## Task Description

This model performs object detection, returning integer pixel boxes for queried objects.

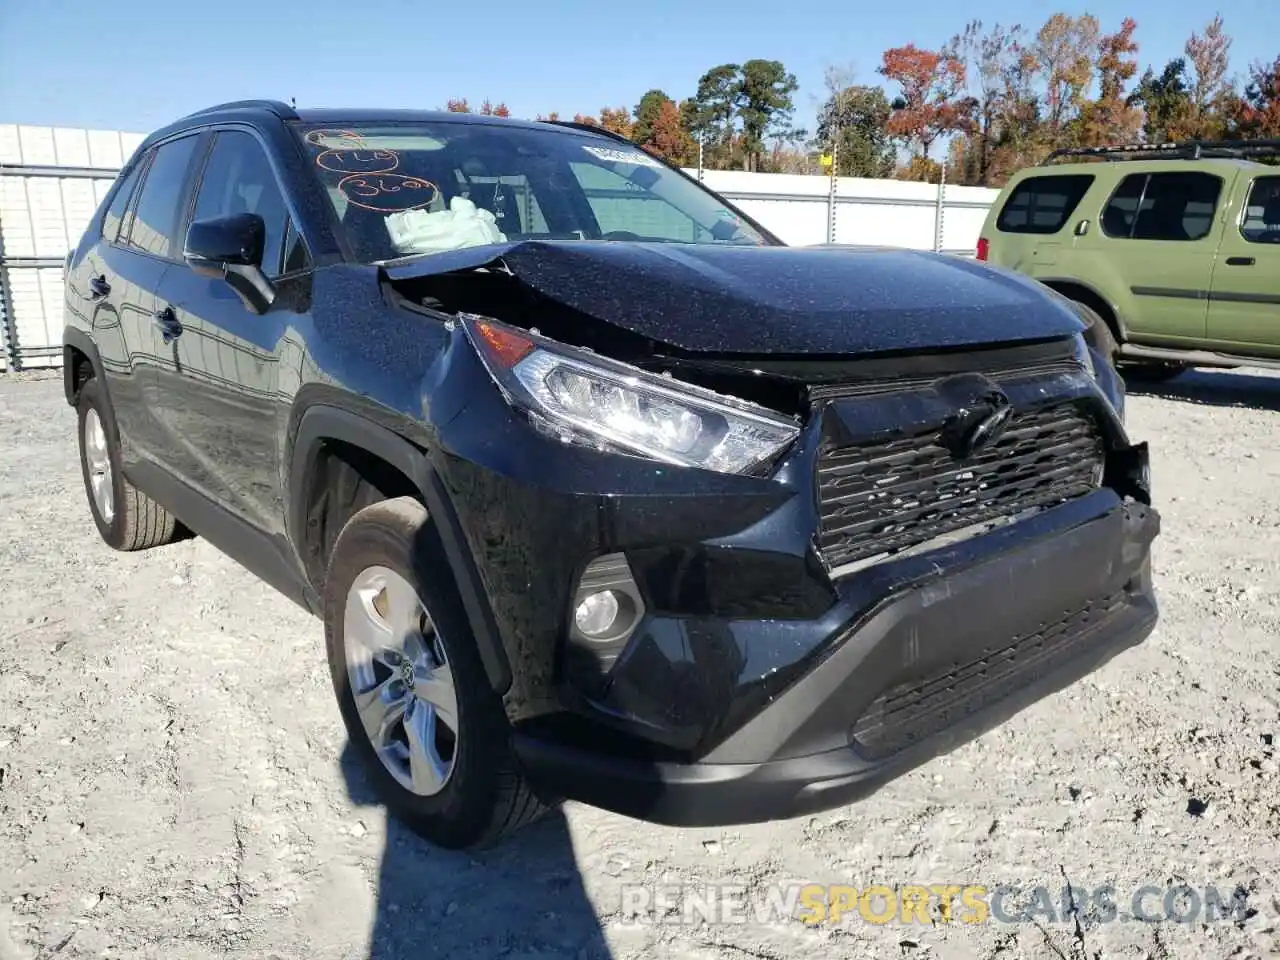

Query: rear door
[1097,170,1225,345]
[78,134,204,463]
[70,158,148,445]
[1206,173,1280,356]
[153,128,312,534]
[116,133,207,466]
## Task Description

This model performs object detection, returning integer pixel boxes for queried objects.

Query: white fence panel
[1,124,1002,371]
[0,124,136,370]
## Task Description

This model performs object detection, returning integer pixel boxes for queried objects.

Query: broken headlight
[462,315,800,475]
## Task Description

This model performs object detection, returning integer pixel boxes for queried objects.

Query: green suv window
[1241,177,1280,244]
[996,175,1094,234]
[1101,171,1222,241]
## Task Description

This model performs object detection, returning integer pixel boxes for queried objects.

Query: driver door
[151,128,312,535]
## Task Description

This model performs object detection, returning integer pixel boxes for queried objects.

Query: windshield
[295,121,772,263]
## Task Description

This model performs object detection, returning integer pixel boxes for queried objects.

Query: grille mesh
[851,590,1127,759]
[817,402,1105,569]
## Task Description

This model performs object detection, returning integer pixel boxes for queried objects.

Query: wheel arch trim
[1037,276,1129,340]
[288,403,513,695]
[62,327,108,406]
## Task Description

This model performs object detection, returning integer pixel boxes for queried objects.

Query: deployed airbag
[386,197,507,255]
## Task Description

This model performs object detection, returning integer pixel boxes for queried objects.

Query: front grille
[851,591,1127,760]
[817,402,1105,570]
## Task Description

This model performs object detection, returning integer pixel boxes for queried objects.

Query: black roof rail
[541,119,633,144]
[181,99,298,121]
[1044,138,1280,164]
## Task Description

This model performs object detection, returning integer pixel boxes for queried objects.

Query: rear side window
[101,163,143,243]
[1241,177,1280,244]
[191,130,294,277]
[996,175,1094,235]
[1102,172,1222,241]
[127,136,202,258]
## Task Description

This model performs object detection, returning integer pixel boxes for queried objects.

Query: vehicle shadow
[1122,368,1280,412]
[339,741,614,960]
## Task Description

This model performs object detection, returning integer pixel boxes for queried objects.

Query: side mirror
[183,213,276,314]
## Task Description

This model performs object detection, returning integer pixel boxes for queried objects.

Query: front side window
[295,122,771,262]
[569,162,713,242]
[1102,171,1222,241]
[995,175,1094,235]
[192,131,294,276]
[1101,174,1146,237]
[127,135,202,258]
[1241,177,1280,244]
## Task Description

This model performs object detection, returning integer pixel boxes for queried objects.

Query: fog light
[566,553,647,694]
[574,590,621,639]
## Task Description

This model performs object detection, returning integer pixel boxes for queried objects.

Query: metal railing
[1,161,122,371]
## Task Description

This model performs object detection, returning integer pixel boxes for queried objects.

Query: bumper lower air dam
[514,499,1160,826]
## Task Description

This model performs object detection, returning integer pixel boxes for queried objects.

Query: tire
[76,378,180,551]
[323,496,547,850]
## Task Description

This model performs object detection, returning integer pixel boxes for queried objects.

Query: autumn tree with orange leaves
[445,98,510,116]
[1078,17,1142,146]
[878,44,969,159]
[1035,13,1101,141]
[1185,15,1233,136]
[642,99,697,165]
[450,12,1274,183]
[1235,58,1280,138]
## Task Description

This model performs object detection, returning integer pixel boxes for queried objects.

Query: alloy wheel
[343,565,459,796]
[83,408,115,524]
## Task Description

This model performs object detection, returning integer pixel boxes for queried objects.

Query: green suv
[978,140,1280,380]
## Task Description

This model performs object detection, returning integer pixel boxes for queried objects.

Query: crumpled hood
[382,241,1084,356]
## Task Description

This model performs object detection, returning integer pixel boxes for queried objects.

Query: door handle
[152,307,184,344]
[88,275,111,299]
[1225,256,1256,266]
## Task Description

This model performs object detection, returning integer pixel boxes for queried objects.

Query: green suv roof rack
[1043,138,1280,164]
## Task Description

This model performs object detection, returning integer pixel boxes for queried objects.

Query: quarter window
[101,162,143,243]
[1102,172,1222,241]
[995,175,1094,235]
[1241,177,1280,244]
[281,219,311,274]
[127,136,202,258]
[191,131,294,277]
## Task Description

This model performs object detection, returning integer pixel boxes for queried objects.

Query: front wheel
[323,496,547,850]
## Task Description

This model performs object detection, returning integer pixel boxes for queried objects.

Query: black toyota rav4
[63,100,1158,849]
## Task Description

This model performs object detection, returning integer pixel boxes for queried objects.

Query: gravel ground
[1,370,1278,960]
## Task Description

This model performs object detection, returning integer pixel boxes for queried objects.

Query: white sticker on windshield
[582,145,663,168]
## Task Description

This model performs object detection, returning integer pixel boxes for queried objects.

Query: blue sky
[1,0,1275,136]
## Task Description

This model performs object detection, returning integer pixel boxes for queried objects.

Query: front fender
[286,401,513,694]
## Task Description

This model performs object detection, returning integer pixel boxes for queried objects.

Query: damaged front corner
[1105,440,1152,505]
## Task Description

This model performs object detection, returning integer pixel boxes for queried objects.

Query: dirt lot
[1,371,1278,960]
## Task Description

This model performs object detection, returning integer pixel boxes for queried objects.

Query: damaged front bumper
[515,495,1158,826]
[428,326,1160,826]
